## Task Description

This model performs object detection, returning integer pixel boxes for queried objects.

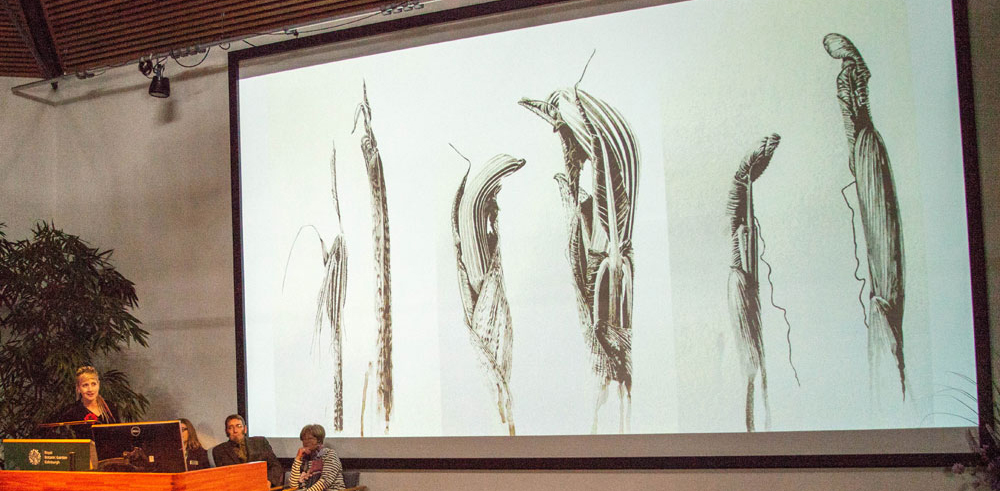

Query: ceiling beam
[2,0,60,79]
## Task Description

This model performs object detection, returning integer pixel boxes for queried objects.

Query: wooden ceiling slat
[0,59,38,67]
[50,0,374,67]
[0,70,43,77]
[1,0,49,78]
[45,0,349,31]
[59,6,364,70]
[0,54,35,61]
[0,41,35,48]
[0,54,36,62]
[50,0,310,48]
[50,0,373,47]
[56,1,377,69]
[42,0,144,21]
[42,0,238,21]
[3,0,28,22]
[46,0,262,32]
[0,64,41,74]
[0,0,402,77]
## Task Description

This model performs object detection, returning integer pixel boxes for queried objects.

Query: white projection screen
[230,0,991,467]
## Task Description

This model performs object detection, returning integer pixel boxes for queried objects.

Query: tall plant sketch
[824,33,906,399]
[450,148,526,436]
[520,56,640,433]
[354,83,394,434]
[282,143,349,432]
[727,134,781,432]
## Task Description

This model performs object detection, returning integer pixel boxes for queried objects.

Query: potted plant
[0,221,149,440]
[948,372,999,489]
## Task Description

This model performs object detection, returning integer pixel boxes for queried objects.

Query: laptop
[90,420,186,473]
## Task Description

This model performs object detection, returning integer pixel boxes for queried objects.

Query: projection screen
[230,0,990,466]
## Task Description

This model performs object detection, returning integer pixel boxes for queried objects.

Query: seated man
[212,414,283,487]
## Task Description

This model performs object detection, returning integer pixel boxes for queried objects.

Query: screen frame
[227,0,993,470]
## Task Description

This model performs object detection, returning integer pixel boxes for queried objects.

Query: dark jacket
[211,436,283,487]
[185,446,210,471]
[59,400,119,424]
[48,400,119,439]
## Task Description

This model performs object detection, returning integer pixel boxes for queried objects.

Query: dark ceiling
[0,0,389,79]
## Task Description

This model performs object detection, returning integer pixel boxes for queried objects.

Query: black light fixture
[148,62,170,98]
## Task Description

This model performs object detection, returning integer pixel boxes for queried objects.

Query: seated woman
[179,418,210,470]
[287,424,345,491]
[60,366,119,423]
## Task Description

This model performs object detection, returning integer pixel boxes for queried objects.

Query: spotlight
[148,62,170,98]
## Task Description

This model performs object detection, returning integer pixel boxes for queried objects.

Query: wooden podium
[0,461,268,491]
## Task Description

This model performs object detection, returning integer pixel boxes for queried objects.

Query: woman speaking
[59,365,119,423]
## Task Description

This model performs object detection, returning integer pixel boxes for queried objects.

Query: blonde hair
[75,365,116,423]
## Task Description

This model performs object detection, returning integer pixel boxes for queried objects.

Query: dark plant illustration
[726,134,780,432]
[353,82,393,434]
[824,33,906,399]
[450,147,525,436]
[520,55,640,433]
[282,142,349,432]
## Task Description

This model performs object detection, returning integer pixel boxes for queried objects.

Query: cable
[296,10,382,34]
[172,47,211,68]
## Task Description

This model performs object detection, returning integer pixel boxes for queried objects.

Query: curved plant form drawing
[519,56,639,433]
[282,142,349,432]
[727,134,780,432]
[450,148,526,436]
[353,82,393,434]
[824,33,906,399]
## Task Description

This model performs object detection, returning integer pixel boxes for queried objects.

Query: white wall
[1,0,997,488]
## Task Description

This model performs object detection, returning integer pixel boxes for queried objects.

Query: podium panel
[0,461,268,491]
[2,439,96,471]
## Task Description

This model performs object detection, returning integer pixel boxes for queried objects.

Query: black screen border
[228,0,993,470]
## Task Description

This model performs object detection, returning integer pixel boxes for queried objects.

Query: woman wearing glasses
[287,424,345,491]
[179,418,210,470]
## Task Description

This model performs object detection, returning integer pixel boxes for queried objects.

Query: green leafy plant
[0,221,150,439]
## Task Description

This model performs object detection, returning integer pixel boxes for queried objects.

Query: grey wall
[1,64,237,449]
[969,0,1000,394]
[1,0,996,488]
